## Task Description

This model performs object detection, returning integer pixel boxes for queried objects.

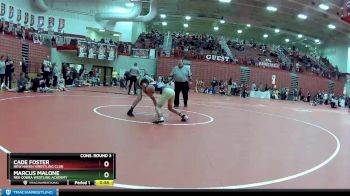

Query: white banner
[258,62,280,69]
[206,55,230,62]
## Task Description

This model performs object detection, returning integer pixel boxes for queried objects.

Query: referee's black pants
[128,76,137,95]
[174,81,189,107]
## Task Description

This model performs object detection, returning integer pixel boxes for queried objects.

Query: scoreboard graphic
[7,153,116,187]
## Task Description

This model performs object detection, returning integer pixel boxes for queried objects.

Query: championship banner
[9,6,14,19]
[37,16,44,29]
[30,15,34,26]
[98,44,107,60]
[107,45,116,61]
[58,18,65,32]
[16,9,21,22]
[24,12,29,24]
[48,17,54,28]
[0,3,5,17]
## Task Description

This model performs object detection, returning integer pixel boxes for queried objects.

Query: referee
[170,59,192,108]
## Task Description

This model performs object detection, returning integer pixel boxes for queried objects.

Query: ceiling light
[319,4,329,10]
[266,6,278,12]
[275,29,280,33]
[247,24,251,27]
[185,16,191,20]
[162,22,167,26]
[220,19,225,24]
[315,39,320,43]
[285,39,290,43]
[298,34,303,38]
[219,0,231,3]
[160,14,166,19]
[328,24,336,29]
[184,24,189,28]
[263,34,269,38]
[99,29,105,32]
[113,34,120,37]
[125,2,134,7]
[237,30,243,34]
[297,14,308,19]
[214,26,219,31]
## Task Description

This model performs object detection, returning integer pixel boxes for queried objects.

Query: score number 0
[104,161,110,178]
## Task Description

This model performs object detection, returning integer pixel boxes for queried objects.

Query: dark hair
[140,78,150,87]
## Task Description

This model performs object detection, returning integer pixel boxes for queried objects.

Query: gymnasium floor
[0,87,349,189]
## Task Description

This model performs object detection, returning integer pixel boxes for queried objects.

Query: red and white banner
[0,3,5,16]
[9,6,14,19]
[30,15,34,26]
[17,9,21,22]
[24,12,29,24]
[48,17,54,28]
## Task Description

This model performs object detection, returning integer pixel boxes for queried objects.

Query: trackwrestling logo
[1,189,57,196]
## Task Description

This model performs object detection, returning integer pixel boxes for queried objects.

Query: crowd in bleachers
[134,31,227,60]
[133,31,342,80]
[171,33,226,59]
[193,76,350,110]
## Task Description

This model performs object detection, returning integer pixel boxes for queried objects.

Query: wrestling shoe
[127,108,134,117]
[180,114,189,122]
[153,117,165,124]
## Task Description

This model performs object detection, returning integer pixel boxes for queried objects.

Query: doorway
[92,66,113,86]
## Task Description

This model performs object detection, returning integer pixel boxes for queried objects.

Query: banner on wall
[24,12,29,25]
[58,18,65,33]
[17,9,21,22]
[107,45,116,61]
[257,62,280,69]
[9,6,14,19]
[48,17,54,28]
[88,42,97,59]
[132,49,150,59]
[30,15,34,26]
[37,16,44,30]
[98,44,107,60]
[0,3,5,17]
[77,41,88,58]
[272,75,276,85]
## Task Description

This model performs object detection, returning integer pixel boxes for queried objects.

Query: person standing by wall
[0,56,5,90]
[21,57,29,80]
[170,59,192,108]
[128,63,140,95]
[42,56,52,87]
[5,56,15,89]
[52,63,59,88]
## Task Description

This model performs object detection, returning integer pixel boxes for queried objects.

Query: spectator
[42,56,52,87]
[210,77,218,94]
[5,56,15,89]
[227,78,233,96]
[21,57,29,79]
[52,63,59,87]
[0,56,5,89]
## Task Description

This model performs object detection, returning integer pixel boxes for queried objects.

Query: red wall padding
[0,35,51,79]
[157,58,344,96]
